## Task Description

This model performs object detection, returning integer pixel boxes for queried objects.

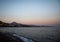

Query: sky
[0,0,60,25]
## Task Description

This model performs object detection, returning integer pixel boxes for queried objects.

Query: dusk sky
[0,0,60,25]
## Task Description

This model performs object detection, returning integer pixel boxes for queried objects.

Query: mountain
[0,21,9,27]
[9,22,22,27]
[0,21,40,27]
[0,21,53,27]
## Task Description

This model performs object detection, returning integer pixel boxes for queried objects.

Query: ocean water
[0,27,60,42]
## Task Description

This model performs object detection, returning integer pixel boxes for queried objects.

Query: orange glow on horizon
[1,17,60,25]
[16,19,60,25]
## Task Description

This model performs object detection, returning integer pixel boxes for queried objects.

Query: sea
[0,27,60,42]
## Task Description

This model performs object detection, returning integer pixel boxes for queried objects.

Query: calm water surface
[0,27,60,42]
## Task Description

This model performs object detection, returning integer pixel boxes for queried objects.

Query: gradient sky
[0,0,60,25]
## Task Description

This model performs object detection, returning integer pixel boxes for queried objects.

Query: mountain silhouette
[0,21,40,27]
[0,21,53,27]
[0,21,9,27]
